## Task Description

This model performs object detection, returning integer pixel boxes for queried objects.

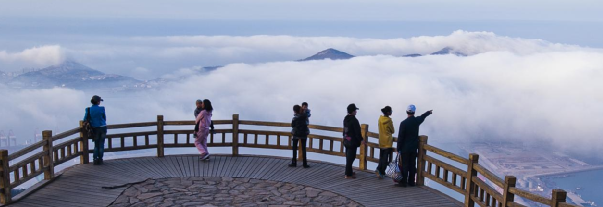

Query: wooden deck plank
[167,155,184,177]
[210,156,222,177]
[149,156,176,177]
[160,156,181,177]
[11,155,462,207]
[238,156,258,178]
[226,156,245,177]
[254,157,279,179]
[230,156,248,178]
[185,155,195,177]
[222,155,234,177]
[139,157,166,178]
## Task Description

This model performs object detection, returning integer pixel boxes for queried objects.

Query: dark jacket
[343,115,363,147]
[291,113,309,138]
[397,111,431,153]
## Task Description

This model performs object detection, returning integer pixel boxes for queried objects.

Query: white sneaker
[201,153,210,160]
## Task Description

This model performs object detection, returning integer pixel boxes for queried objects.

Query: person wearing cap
[194,99,214,138]
[376,106,395,178]
[396,104,432,187]
[290,105,310,168]
[343,103,365,179]
[83,95,107,165]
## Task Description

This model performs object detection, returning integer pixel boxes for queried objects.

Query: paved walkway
[9,155,461,207]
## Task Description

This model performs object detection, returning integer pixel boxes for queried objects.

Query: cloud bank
[0,45,66,70]
[2,31,598,80]
[1,32,602,158]
[3,49,602,157]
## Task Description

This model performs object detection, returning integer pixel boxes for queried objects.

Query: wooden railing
[0,114,581,207]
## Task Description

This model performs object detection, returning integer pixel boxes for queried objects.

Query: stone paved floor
[109,177,363,207]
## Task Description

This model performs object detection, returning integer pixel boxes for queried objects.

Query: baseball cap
[406,104,416,113]
[347,103,359,113]
[91,95,103,102]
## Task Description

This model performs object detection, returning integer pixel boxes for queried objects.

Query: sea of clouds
[1,31,602,157]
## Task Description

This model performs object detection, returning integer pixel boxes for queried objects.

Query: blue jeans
[92,127,107,161]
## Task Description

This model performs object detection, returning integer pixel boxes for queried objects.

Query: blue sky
[1,0,602,47]
[1,0,601,21]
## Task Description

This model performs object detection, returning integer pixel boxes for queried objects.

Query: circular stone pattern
[110,177,363,207]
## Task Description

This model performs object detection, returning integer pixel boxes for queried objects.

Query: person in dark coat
[290,105,310,168]
[396,104,432,187]
[343,103,365,179]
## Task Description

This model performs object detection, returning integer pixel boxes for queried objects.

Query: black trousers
[292,138,307,165]
[400,151,418,185]
[345,146,358,176]
[376,148,393,175]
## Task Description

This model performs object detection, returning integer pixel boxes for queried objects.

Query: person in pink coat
[195,99,213,160]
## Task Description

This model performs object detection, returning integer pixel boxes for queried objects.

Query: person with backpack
[83,95,107,165]
[194,99,214,138]
[290,105,310,168]
[376,106,395,179]
[343,103,365,179]
[195,99,213,160]
[396,104,432,187]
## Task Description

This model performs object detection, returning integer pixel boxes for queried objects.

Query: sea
[542,169,603,206]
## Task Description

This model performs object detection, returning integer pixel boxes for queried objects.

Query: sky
[1,0,601,21]
[1,1,603,159]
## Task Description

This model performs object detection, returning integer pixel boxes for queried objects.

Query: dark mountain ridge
[299,48,355,61]
[8,61,143,90]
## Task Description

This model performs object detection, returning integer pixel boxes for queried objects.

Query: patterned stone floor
[109,177,362,207]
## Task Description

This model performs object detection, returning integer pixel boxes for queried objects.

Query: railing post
[465,153,479,207]
[79,121,90,164]
[0,150,11,204]
[416,135,428,186]
[42,130,54,180]
[502,176,517,207]
[551,189,567,207]
[232,114,239,156]
[359,124,368,170]
[157,115,164,157]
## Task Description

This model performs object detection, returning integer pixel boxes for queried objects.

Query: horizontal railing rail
[0,114,579,207]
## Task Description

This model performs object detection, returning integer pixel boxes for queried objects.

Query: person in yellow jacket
[376,106,395,178]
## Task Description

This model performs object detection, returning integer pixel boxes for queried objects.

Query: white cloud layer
[2,48,602,157]
[1,32,602,158]
[2,31,598,80]
[0,45,66,69]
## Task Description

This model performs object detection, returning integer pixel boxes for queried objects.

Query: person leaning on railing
[83,95,107,165]
[396,104,432,187]
[343,103,366,179]
[290,104,310,168]
[376,106,395,179]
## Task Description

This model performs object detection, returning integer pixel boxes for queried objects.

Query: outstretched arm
[417,110,433,124]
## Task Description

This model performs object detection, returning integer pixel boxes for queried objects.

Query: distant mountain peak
[299,48,355,61]
[9,61,143,90]
[430,47,467,56]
